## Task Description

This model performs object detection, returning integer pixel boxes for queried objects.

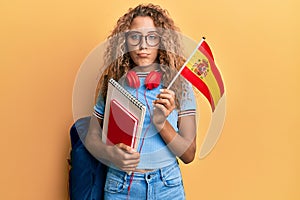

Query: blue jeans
[104,161,186,200]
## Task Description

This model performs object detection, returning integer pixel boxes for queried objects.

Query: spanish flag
[180,38,224,112]
[168,38,226,159]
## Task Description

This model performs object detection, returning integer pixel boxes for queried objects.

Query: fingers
[120,164,139,172]
[118,158,140,169]
[156,89,175,100]
[113,143,140,171]
[116,143,136,154]
[153,89,176,113]
[115,143,140,159]
[119,156,140,166]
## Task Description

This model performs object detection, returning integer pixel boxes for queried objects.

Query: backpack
[68,116,107,200]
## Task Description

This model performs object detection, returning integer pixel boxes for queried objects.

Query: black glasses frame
[126,31,161,47]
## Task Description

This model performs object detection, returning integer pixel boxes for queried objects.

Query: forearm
[84,115,112,162]
[157,120,196,164]
[84,115,140,171]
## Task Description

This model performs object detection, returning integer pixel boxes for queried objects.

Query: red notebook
[105,99,138,148]
[102,78,146,150]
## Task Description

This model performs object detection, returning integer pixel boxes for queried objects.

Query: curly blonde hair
[95,4,187,109]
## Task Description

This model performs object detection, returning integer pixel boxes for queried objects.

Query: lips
[137,52,150,57]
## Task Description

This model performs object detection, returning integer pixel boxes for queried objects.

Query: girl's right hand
[108,143,140,171]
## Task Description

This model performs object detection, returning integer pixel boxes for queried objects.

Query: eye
[147,34,159,41]
[129,33,141,41]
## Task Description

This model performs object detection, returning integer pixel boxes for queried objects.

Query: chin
[135,61,153,67]
[139,63,152,67]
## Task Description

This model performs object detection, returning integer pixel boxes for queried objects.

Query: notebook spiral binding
[109,78,145,110]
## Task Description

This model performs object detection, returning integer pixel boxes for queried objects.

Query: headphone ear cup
[126,71,140,88]
[144,71,162,90]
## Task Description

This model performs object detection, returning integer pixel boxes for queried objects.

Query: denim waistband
[107,160,179,181]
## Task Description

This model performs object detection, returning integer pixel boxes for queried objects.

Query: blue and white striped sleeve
[93,93,105,119]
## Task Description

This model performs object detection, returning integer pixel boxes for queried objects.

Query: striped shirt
[94,72,197,169]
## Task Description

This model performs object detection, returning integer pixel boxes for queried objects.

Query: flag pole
[167,37,206,90]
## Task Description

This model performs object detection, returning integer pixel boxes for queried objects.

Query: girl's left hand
[152,89,176,130]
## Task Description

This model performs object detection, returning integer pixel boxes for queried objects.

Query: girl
[85,4,197,200]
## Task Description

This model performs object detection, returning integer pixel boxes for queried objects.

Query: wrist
[154,120,167,133]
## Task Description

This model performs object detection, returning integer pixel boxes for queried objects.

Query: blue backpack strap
[69,116,107,200]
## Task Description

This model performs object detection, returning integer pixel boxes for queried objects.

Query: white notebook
[102,78,146,150]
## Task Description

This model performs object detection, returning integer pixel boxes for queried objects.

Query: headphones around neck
[126,71,162,90]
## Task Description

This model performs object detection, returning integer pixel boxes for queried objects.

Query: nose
[139,36,147,49]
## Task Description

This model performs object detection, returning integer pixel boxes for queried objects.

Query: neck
[133,63,159,72]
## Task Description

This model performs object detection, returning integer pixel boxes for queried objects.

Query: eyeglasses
[126,31,161,47]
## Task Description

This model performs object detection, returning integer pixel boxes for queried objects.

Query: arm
[153,89,197,164]
[84,115,140,171]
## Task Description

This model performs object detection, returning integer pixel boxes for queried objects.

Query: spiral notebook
[102,78,146,150]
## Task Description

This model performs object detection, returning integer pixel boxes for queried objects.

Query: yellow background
[1,0,299,199]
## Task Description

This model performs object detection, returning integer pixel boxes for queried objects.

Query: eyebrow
[127,30,159,35]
